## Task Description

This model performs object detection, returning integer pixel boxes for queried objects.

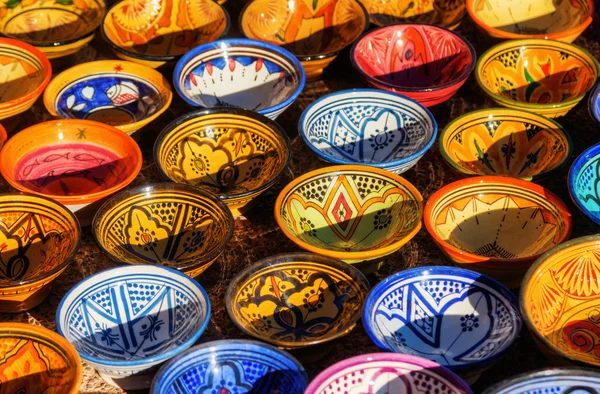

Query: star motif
[114,64,123,73]
[77,128,87,139]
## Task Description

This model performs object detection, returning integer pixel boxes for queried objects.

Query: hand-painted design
[361,0,466,28]
[571,153,600,220]
[0,54,45,102]
[483,370,600,394]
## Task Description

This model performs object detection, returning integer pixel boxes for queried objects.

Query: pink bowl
[351,24,476,107]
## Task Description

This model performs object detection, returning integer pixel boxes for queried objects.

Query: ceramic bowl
[351,24,475,107]
[467,0,593,43]
[0,119,142,225]
[305,353,473,394]
[93,183,234,278]
[439,108,572,181]
[0,0,105,59]
[363,266,521,383]
[274,165,423,272]
[476,39,600,118]
[590,82,600,127]
[151,339,309,393]
[482,368,600,394]
[568,142,600,226]
[521,235,600,368]
[0,38,51,121]
[361,0,466,28]
[154,108,291,216]
[0,124,6,150]
[240,0,368,80]
[424,176,572,288]
[299,89,438,174]
[174,38,305,120]
[56,264,211,390]
[101,0,229,68]
[44,60,172,135]
[226,252,370,349]
[0,323,82,393]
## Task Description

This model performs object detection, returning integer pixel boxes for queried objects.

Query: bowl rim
[481,367,600,394]
[55,264,212,367]
[568,141,600,225]
[349,23,477,92]
[0,37,51,111]
[173,38,306,115]
[475,38,600,111]
[298,88,438,169]
[304,352,474,394]
[274,164,424,261]
[362,265,521,370]
[438,107,574,180]
[589,82,600,127]
[423,175,573,264]
[153,107,292,201]
[466,0,594,41]
[225,252,371,349]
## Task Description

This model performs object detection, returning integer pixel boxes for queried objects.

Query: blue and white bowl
[568,142,600,225]
[482,368,600,394]
[174,38,306,120]
[363,266,522,383]
[299,89,437,174]
[150,339,309,394]
[56,265,210,390]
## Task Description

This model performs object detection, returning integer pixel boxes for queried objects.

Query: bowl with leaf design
[92,183,234,278]
[569,142,600,226]
[154,108,291,216]
[475,39,600,118]
[56,264,210,390]
[482,368,600,394]
[439,108,572,181]
[361,0,466,28]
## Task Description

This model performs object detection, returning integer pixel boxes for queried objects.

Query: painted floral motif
[361,0,465,27]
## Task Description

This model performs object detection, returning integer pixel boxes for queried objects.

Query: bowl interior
[486,370,600,394]
[240,0,367,56]
[353,24,473,89]
[362,0,466,27]
[0,41,48,103]
[570,147,600,223]
[591,84,600,124]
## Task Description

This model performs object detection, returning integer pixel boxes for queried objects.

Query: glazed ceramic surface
[44,60,172,134]
[351,24,475,107]
[304,353,473,394]
[275,165,423,264]
[361,0,466,28]
[439,108,572,180]
[590,83,600,127]
[476,39,600,118]
[0,323,82,394]
[154,108,291,216]
[569,142,600,226]
[299,89,437,174]
[174,39,305,120]
[482,368,600,394]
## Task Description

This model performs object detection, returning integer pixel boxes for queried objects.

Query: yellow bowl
[361,0,466,28]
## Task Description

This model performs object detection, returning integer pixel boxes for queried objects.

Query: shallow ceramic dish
[151,340,308,393]
[439,108,572,181]
[351,24,475,107]
[424,176,572,288]
[590,82,600,127]
[93,183,234,278]
[154,108,291,216]
[305,353,473,394]
[299,89,437,174]
[0,38,51,121]
[363,266,521,383]
[0,0,105,59]
[174,38,305,120]
[362,0,466,28]
[0,124,6,150]
[44,60,172,135]
[467,0,593,43]
[240,0,368,80]
[56,264,210,390]
[569,142,600,226]
[0,323,82,394]
[102,0,229,68]
[482,368,600,394]
[476,39,600,118]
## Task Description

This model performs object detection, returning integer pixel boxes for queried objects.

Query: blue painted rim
[589,82,600,127]
[568,141,600,225]
[362,265,521,371]
[298,88,438,169]
[173,38,306,116]
[55,264,211,367]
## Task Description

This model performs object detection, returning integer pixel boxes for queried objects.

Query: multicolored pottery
[361,0,466,28]
[590,82,600,127]
[56,264,210,390]
[476,39,600,118]
[482,368,600,394]
[424,176,572,288]
[92,183,234,278]
[154,108,291,216]
[0,323,82,394]
[239,0,368,80]
[101,0,230,68]
[304,353,473,394]
[569,142,600,226]
[44,60,172,135]
[299,89,438,174]
[351,24,475,107]
[174,38,305,120]
[467,0,593,43]
[150,340,309,394]
[439,108,572,181]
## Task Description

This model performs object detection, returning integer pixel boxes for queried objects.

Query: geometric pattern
[490,370,600,394]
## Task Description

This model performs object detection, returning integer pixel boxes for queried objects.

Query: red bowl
[351,24,476,107]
